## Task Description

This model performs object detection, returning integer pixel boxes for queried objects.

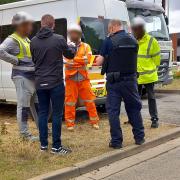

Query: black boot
[151,118,159,128]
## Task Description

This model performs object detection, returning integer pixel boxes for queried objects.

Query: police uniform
[100,30,145,147]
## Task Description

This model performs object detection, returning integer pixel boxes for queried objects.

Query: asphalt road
[141,93,180,125]
[105,146,180,180]
[118,93,180,125]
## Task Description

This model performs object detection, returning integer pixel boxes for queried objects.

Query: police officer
[131,17,161,128]
[96,19,145,149]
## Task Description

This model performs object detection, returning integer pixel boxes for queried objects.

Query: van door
[1,23,16,102]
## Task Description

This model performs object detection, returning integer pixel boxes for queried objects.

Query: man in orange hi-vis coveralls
[65,24,99,131]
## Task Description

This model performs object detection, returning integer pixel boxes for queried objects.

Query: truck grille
[158,59,169,81]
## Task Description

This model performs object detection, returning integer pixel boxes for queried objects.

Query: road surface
[76,138,180,180]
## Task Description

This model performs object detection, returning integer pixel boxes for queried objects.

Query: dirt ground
[0,104,177,180]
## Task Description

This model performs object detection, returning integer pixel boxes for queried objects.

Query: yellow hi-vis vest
[137,33,161,85]
[9,33,32,60]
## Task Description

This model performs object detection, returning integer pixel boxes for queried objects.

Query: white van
[0,0,130,107]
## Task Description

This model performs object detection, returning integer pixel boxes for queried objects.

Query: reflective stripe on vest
[10,33,31,60]
[139,69,157,75]
[65,102,76,106]
[138,37,160,59]
[65,66,87,71]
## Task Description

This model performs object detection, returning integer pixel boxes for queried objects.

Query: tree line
[0,0,22,5]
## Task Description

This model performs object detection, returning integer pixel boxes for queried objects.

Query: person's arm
[95,38,109,66]
[61,38,76,59]
[30,41,35,64]
[85,44,93,64]
[0,38,19,65]
[151,38,161,67]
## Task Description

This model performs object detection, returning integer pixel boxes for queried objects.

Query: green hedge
[0,0,22,5]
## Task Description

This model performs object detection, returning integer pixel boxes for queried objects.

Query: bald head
[108,19,123,35]
[41,14,55,29]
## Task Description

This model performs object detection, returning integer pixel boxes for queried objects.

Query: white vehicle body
[0,0,129,104]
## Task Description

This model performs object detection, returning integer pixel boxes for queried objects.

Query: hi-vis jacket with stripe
[137,33,161,85]
[10,33,35,79]
[65,42,92,79]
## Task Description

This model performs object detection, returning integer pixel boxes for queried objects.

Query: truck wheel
[97,104,106,113]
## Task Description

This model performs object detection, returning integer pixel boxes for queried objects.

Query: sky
[169,0,180,33]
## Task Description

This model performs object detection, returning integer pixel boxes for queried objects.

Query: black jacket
[30,27,76,89]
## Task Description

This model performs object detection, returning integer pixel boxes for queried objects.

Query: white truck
[126,0,173,85]
[0,0,130,106]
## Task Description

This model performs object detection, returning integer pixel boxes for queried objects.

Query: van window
[0,24,15,42]
[0,18,67,42]
[30,18,67,39]
[80,17,108,55]
[80,17,128,54]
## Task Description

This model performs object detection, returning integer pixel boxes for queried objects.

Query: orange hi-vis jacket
[65,42,92,79]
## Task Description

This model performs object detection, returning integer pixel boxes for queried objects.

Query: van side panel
[104,0,129,21]
[1,0,77,103]
[77,0,105,18]
[0,11,6,100]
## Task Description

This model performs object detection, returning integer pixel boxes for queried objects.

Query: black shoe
[151,120,159,128]
[40,146,48,152]
[109,142,123,149]
[135,139,145,145]
[51,146,72,155]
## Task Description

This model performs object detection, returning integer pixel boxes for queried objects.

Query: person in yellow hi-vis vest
[0,12,39,140]
[132,17,161,128]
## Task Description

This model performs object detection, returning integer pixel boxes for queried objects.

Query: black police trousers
[106,76,145,146]
[138,83,158,121]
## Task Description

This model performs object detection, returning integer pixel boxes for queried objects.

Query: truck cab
[126,0,173,85]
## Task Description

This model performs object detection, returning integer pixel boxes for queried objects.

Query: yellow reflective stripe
[83,100,94,103]
[139,69,157,75]
[66,119,75,123]
[65,102,76,106]
[90,117,98,121]
[65,66,87,71]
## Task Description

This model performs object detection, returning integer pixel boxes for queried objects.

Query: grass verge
[0,105,177,180]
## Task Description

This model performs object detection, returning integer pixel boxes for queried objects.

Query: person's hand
[68,41,76,48]
[95,55,104,66]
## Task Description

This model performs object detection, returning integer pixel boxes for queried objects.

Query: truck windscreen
[128,9,169,41]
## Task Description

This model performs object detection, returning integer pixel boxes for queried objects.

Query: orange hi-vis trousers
[65,79,99,127]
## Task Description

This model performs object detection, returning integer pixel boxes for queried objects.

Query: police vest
[107,31,138,74]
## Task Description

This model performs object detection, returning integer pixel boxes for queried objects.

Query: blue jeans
[106,78,145,146]
[37,83,65,149]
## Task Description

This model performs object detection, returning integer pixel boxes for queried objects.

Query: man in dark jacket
[30,14,76,154]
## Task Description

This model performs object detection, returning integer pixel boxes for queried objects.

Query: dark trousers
[106,79,145,146]
[37,83,65,149]
[138,83,158,121]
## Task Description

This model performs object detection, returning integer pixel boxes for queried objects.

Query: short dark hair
[109,19,122,27]
[41,14,55,28]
